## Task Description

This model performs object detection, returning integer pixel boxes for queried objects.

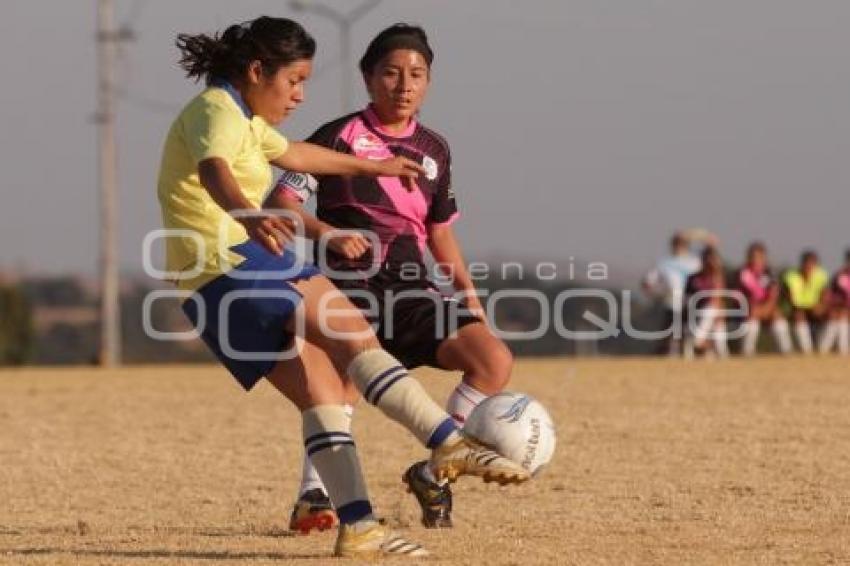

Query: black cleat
[289,488,338,534]
[402,460,453,528]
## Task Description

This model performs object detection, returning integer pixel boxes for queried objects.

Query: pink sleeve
[739,270,759,298]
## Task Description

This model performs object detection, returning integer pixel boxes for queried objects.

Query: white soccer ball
[463,392,556,477]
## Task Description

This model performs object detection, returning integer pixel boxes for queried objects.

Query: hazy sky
[1,0,847,284]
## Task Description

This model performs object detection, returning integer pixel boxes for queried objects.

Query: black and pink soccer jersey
[275,105,458,271]
[832,269,850,307]
[737,266,776,306]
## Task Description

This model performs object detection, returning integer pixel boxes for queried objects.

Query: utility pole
[289,0,381,114]
[95,0,132,367]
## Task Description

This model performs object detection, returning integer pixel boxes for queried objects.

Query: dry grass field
[1,357,849,565]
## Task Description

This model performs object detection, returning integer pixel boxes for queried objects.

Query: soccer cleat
[402,460,453,528]
[334,521,429,558]
[430,434,531,485]
[288,488,338,534]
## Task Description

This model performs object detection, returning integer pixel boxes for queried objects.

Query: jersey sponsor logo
[422,155,439,181]
[352,132,385,152]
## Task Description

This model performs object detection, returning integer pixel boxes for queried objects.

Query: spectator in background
[684,246,729,358]
[783,250,830,354]
[818,249,850,354]
[643,228,717,356]
[737,241,792,355]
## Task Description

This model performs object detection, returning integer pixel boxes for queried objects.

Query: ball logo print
[464,392,556,476]
[521,416,542,473]
[496,395,532,424]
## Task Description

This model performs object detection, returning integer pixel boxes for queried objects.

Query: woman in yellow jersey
[157,17,527,559]
[782,249,829,353]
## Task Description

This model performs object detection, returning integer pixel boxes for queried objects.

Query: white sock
[298,404,354,498]
[413,381,492,486]
[795,321,813,354]
[838,320,850,356]
[683,336,695,360]
[446,381,488,427]
[712,324,729,358]
[347,349,460,449]
[839,320,850,355]
[771,319,792,354]
[742,320,760,356]
[818,320,840,354]
[301,405,373,525]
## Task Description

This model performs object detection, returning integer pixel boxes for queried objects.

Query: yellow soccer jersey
[784,267,829,309]
[157,83,288,291]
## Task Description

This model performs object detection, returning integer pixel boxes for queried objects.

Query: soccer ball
[463,392,556,476]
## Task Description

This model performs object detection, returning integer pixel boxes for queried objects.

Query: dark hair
[845,248,850,262]
[801,249,819,264]
[359,23,433,75]
[702,246,720,263]
[670,232,687,251]
[176,17,315,84]
[747,240,766,257]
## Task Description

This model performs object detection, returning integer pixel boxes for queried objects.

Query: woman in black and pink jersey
[819,249,850,354]
[683,246,729,358]
[266,24,515,532]
[736,241,792,355]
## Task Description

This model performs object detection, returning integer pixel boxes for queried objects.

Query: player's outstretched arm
[272,141,425,179]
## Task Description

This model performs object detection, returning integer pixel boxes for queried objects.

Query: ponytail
[176,17,315,84]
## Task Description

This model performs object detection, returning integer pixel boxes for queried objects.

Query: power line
[289,0,382,114]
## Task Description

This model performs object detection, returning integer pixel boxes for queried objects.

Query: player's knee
[490,342,514,387]
[332,334,381,368]
[308,318,380,370]
[321,309,377,343]
[472,340,513,392]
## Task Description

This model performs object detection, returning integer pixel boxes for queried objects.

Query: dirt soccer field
[1,357,849,565]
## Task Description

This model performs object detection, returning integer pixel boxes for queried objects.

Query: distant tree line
[0,282,33,365]
[3,270,685,366]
